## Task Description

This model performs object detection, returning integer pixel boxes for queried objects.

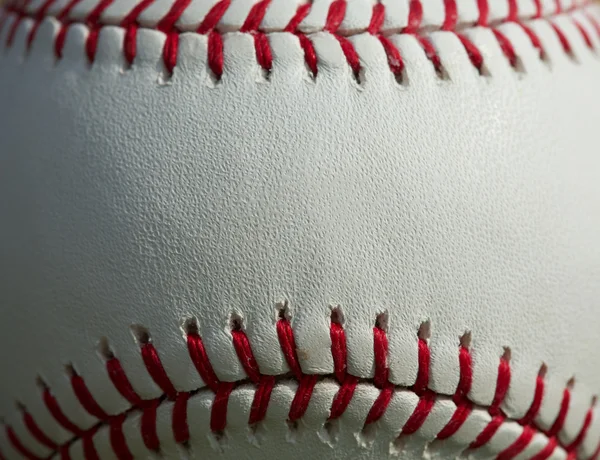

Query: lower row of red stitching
[1,0,599,80]
[3,310,599,460]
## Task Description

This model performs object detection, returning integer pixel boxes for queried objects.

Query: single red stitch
[519,22,546,60]
[364,383,394,425]
[23,411,57,450]
[119,0,156,66]
[284,3,310,33]
[156,0,191,32]
[565,403,594,452]
[529,437,558,460]
[210,382,235,433]
[507,0,519,23]
[477,0,489,27]
[401,390,436,435]
[109,414,133,460]
[70,373,110,420]
[497,425,536,460]
[248,375,276,425]
[404,0,423,34]
[328,376,358,420]
[378,35,405,77]
[412,338,430,395]
[162,32,179,74]
[297,33,318,76]
[254,32,273,72]
[288,375,319,422]
[276,318,303,380]
[83,0,114,62]
[373,325,389,389]
[140,399,160,452]
[519,373,545,426]
[489,355,511,416]
[454,345,473,405]
[442,0,458,31]
[574,19,594,49]
[59,445,71,459]
[207,30,224,79]
[6,10,23,47]
[140,343,178,400]
[493,28,519,68]
[42,389,84,436]
[456,33,485,71]
[546,387,571,438]
[324,0,346,34]
[82,428,100,460]
[196,0,230,34]
[586,12,600,38]
[106,358,144,407]
[367,3,385,36]
[436,400,473,439]
[53,0,85,59]
[416,36,443,73]
[240,0,271,33]
[231,329,262,384]
[550,22,573,56]
[187,331,220,394]
[330,321,347,382]
[534,0,543,19]
[470,414,505,449]
[6,426,42,460]
[173,392,190,444]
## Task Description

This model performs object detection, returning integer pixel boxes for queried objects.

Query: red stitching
[1,315,598,459]
[1,0,597,80]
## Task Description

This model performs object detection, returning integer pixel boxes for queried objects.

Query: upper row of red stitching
[1,306,598,460]
[0,0,599,79]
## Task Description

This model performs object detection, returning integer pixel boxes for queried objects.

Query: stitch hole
[418,320,431,341]
[358,422,377,447]
[230,313,244,331]
[183,317,199,336]
[330,306,344,325]
[64,363,77,377]
[375,311,389,332]
[319,419,339,445]
[35,375,49,391]
[460,330,472,349]
[276,300,291,322]
[130,324,152,345]
[539,362,548,379]
[97,336,115,360]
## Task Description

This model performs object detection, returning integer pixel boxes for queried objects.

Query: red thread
[530,437,558,460]
[288,375,319,422]
[141,399,160,451]
[297,33,318,76]
[240,0,270,33]
[330,322,347,382]
[457,34,485,72]
[378,35,405,77]
[70,373,110,420]
[550,22,573,56]
[210,382,235,433]
[276,318,303,380]
[284,3,310,33]
[519,22,546,60]
[412,338,430,395]
[248,375,276,425]
[404,0,423,34]
[507,0,519,23]
[364,383,394,425]
[173,392,190,444]
[109,414,133,460]
[565,403,594,452]
[470,414,505,449]
[328,376,358,420]
[436,400,473,439]
[490,355,511,416]
[324,0,346,34]
[187,331,220,393]
[574,20,594,49]
[23,410,57,450]
[401,390,436,435]
[82,431,100,460]
[493,29,519,68]
[196,0,230,34]
[416,36,443,73]
[232,329,261,384]
[519,373,545,426]
[207,30,224,79]
[7,426,42,460]
[106,357,144,407]
[546,387,570,438]
[141,343,178,400]
[373,325,389,388]
[454,345,473,404]
[254,33,273,72]
[497,425,536,460]
[43,388,84,436]
[477,0,489,27]
[367,3,385,35]
[442,0,458,31]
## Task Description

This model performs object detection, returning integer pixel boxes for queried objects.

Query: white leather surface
[1,2,600,459]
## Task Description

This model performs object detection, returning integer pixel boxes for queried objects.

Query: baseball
[1,0,599,459]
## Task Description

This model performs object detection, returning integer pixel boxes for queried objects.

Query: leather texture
[1,0,600,458]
